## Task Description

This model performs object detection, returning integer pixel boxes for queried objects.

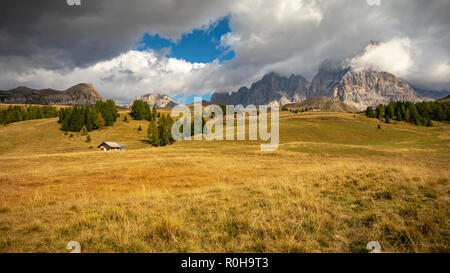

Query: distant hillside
[284,96,359,113]
[0,83,104,105]
[438,95,450,102]
[410,85,450,100]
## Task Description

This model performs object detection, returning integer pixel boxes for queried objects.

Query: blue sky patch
[173,94,212,105]
[136,16,234,64]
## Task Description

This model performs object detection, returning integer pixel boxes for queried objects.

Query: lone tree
[86,135,91,143]
[81,126,88,136]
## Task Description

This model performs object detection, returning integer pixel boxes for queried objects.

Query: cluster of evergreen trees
[130,100,158,121]
[58,100,118,132]
[289,108,307,114]
[281,106,309,113]
[147,113,175,147]
[365,101,449,127]
[130,99,175,147]
[0,105,58,125]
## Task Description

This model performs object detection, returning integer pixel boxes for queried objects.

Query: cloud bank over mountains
[0,0,449,102]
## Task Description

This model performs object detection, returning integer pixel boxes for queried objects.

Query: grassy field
[0,110,448,253]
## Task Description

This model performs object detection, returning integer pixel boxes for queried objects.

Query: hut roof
[97,142,121,148]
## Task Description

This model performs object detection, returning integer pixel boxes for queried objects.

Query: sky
[0,0,449,104]
[135,17,235,64]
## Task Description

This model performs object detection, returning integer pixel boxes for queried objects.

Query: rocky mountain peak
[136,93,178,109]
[211,58,430,111]
[211,72,309,107]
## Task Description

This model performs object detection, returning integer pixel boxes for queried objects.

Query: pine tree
[165,115,175,144]
[38,108,45,119]
[147,119,160,146]
[410,105,421,125]
[61,120,69,132]
[400,104,406,121]
[438,106,445,121]
[158,114,170,146]
[405,108,411,122]
[81,126,88,136]
[95,113,105,129]
[395,107,402,121]
[152,106,157,120]
[365,107,375,118]
[130,100,150,120]
[86,135,91,143]
[387,103,395,119]
[85,109,94,131]
[68,107,82,132]
[376,104,385,120]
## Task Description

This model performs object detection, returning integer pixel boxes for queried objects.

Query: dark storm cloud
[0,0,230,69]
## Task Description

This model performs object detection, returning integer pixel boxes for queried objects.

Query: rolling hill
[283,96,359,113]
[438,95,450,102]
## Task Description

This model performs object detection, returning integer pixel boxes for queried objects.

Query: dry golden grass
[0,111,448,253]
[0,104,69,110]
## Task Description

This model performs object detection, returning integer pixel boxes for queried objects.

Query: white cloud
[0,50,222,104]
[348,38,415,77]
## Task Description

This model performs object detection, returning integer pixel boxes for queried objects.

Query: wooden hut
[97,142,124,151]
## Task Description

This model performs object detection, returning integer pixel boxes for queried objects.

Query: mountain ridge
[212,64,432,111]
[0,83,104,105]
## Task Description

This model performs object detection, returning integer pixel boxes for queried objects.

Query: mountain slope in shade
[136,93,178,109]
[211,72,310,107]
[437,95,450,102]
[0,83,104,105]
[409,85,450,100]
[283,96,359,113]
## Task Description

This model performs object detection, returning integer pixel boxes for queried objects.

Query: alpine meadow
[0,0,449,259]
[0,110,448,253]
